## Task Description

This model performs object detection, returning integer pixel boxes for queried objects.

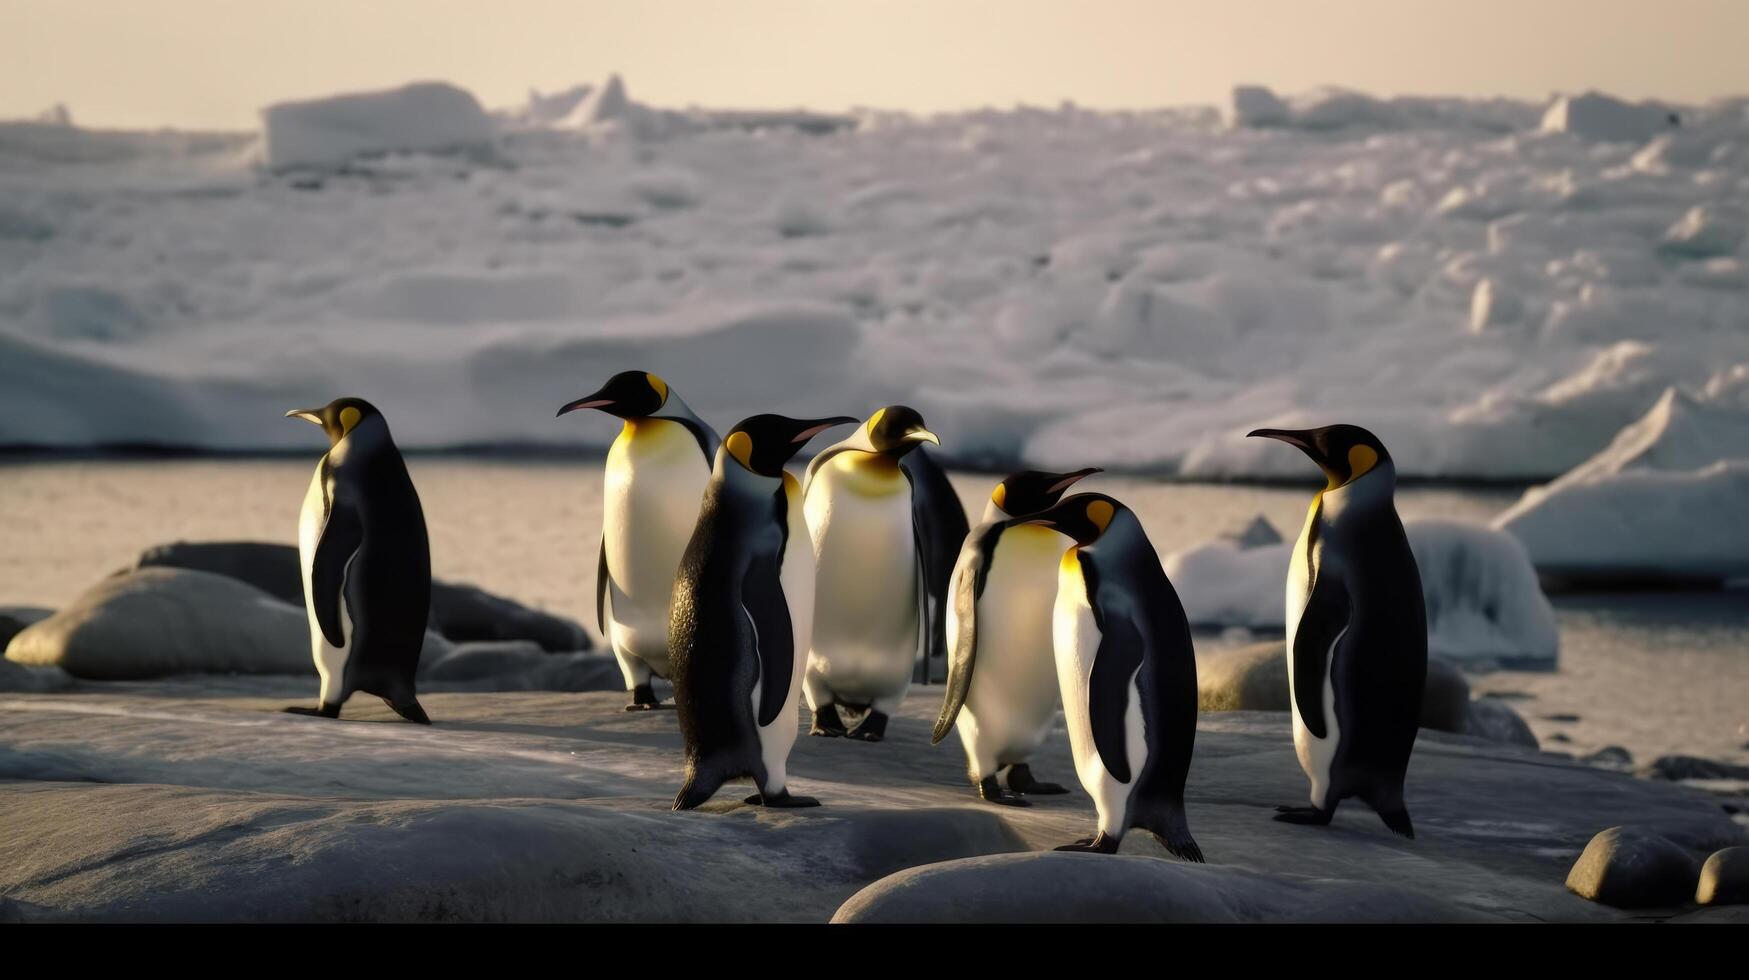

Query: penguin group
[280,376,1429,859]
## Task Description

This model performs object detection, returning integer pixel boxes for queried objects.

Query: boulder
[1463,697,1539,749]
[1640,755,1749,782]
[419,643,621,693]
[135,541,589,651]
[1696,847,1749,906]
[1580,746,1635,771]
[832,851,1488,923]
[0,607,52,650]
[0,659,74,693]
[4,567,448,679]
[1566,826,1701,908]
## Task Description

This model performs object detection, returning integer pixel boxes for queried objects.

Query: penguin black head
[862,405,940,458]
[285,397,382,447]
[556,371,670,420]
[1013,492,1126,545]
[992,467,1103,517]
[1247,424,1392,490]
[725,413,857,477]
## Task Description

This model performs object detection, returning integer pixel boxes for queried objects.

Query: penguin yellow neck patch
[1086,499,1115,533]
[338,406,362,435]
[726,431,754,469]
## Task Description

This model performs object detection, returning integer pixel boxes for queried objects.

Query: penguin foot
[1152,833,1206,864]
[744,790,822,809]
[1273,805,1334,826]
[848,711,889,742]
[624,684,669,711]
[1377,808,1415,839]
[1003,764,1069,795]
[977,776,1032,807]
[383,697,431,725]
[809,704,848,738]
[1054,832,1120,854]
[282,703,341,719]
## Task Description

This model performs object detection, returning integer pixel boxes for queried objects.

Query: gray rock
[1224,514,1283,550]
[1463,697,1540,749]
[1581,746,1635,770]
[1420,657,1472,733]
[1641,756,1749,782]
[420,643,621,693]
[832,851,1492,923]
[1696,847,1749,906]
[1566,826,1701,908]
[5,568,447,679]
[135,540,590,651]
[0,607,53,650]
[0,659,74,693]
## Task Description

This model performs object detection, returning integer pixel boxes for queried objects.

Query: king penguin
[1013,492,1202,860]
[1248,424,1426,837]
[558,370,720,711]
[932,467,1101,805]
[669,412,857,810]
[800,406,961,742]
[284,397,432,724]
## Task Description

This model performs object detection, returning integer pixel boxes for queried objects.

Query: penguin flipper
[901,447,970,670]
[310,492,363,650]
[595,536,611,637]
[931,522,1003,744]
[1292,567,1351,741]
[743,509,796,729]
[1088,600,1145,785]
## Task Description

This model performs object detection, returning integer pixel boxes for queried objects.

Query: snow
[1495,379,1749,585]
[259,82,496,170]
[1,79,1746,498]
[1540,92,1677,142]
[1164,517,1559,668]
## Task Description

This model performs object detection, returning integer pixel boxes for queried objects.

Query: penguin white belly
[754,475,814,794]
[298,465,353,705]
[956,525,1064,770]
[1054,555,1148,838]
[805,460,918,704]
[1286,519,1343,809]
[601,419,710,675]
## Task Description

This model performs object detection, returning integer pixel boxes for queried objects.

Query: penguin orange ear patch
[1347,444,1379,482]
[726,431,753,468]
[339,406,362,434]
[1086,499,1115,533]
[645,374,668,402]
[991,483,1008,511]
[867,407,886,433]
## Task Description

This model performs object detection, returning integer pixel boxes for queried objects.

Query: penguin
[1248,424,1426,838]
[283,397,432,724]
[898,443,971,684]
[669,412,857,810]
[799,406,955,742]
[557,370,719,711]
[1012,492,1203,860]
[932,467,1102,806]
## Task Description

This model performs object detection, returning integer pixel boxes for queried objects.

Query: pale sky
[4,0,1748,130]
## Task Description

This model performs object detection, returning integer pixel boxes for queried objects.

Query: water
[2,457,1745,767]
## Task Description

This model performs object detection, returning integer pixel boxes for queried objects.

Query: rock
[1696,847,1749,906]
[1566,826,1701,908]
[1641,756,1749,782]
[0,607,53,650]
[1419,657,1472,733]
[4,567,448,679]
[1581,746,1635,771]
[1463,697,1539,750]
[0,659,74,693]
[1223,514,1282,550]
[135,541,589,651]
[1543,713,1581,722]
[832,851,1490,923]
[419,643,621,693]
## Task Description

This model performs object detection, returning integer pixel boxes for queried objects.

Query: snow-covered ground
[2,78,1746,486]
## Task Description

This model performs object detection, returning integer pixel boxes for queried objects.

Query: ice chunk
[1227,86,1291,128]
[1658,206,1745,259]
[260,82,495,169]
[561,73,631,128]
[1496,383,1749,585]
[1540,92,1676,142]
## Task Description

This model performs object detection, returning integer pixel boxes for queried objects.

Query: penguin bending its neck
[1016,492,1203,860]
[1249,424,1426,838]
[801,406,956,742]
[669,412,856,810]
[558,370,719,710]
[284,397,431,724]
[932,468,1101,806]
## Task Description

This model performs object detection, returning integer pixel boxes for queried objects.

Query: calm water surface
[2,458,1744,766]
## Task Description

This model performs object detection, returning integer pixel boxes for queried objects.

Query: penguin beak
[1045,467,1102,495]
[903,428,941,446]
[556,394,614,418]
[285,409,323,426]
[1248,427,1328,461]
[791,416,859,444]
